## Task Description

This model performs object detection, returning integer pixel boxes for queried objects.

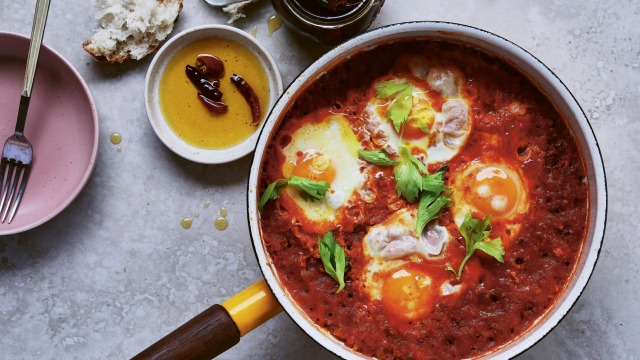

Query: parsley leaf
[375,81,414,132]
[372,81,451,233]
[393,146,427,203]
[358,148,396,166]
[288,176,331,200]
[416,167,452,235]
[258,179,289,212]
[258,176,331,211]
[388,86,413,132]
[446,214,505,280]
[414,117,431,135]
[375,80,410,98]
[472,238,505,262]
[318,230,348,293]
[406,146,428,175]
[421,166,450,193]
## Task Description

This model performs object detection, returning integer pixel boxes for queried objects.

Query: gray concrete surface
[0,0,637,359]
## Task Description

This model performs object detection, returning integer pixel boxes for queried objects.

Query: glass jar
[270,0,385,45]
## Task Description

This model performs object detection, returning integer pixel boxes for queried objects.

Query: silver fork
[0,0,51,224]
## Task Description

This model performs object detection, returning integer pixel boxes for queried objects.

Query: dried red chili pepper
[197,93,228,113]
[230,74,261,125]
[185,65,223,102]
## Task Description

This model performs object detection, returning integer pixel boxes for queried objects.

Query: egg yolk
[381,267,433,319]
[397,101,435,140]
[291,150,336,183]
[468,166,519,218]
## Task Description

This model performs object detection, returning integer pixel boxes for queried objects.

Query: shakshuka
[258,39,588,359]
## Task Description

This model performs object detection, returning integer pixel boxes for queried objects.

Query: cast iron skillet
[132,22,607,360]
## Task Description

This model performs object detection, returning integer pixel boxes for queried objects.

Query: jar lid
[271,0,385,45]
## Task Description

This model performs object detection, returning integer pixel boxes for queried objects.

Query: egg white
[280,113,365,233]
[424,66,464,98]
[364,63,471,165]
[426,98,471,164]
[363,80,432,157]
[360,208,460,314]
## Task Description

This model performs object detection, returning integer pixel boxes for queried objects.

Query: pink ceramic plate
[0,32,98,235]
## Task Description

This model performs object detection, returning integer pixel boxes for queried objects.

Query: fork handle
[17,0,52,133]
[22,0,51,98]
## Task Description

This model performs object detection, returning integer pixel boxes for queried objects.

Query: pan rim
[246,20,607,360]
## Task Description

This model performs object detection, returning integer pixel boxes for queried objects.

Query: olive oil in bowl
[159,38,270,149]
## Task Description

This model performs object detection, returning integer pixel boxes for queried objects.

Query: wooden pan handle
[131,304,239,360]
[131,279,283,360]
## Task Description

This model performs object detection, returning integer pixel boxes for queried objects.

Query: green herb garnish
[375,80,411,98]
[416,167,452,235]
[287,175,330,200]
[393,145,427,203]
[372,80,423,203]
[258,179,289,211]
[318,230,348,293]
[446,214,505,280]
[258,176,331,211]
[358,148,396,166]
[376,80,413,132]
[414,117,431,135]
[362,81,451,229]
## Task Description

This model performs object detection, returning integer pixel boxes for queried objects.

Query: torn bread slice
[83,0,183,63]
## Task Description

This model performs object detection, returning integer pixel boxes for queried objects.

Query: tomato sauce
[259,40,588,359]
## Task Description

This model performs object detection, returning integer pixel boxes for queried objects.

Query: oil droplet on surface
[220,207,228,217]
[116,146,122,152]
[267,14,283,36]
[250,26,258,37]
[203,201,211,209]
[215,217,228,231]
[180,218,193,229]
[110,132,122,145]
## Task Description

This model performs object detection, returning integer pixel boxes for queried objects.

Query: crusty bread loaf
[83,0,183,63]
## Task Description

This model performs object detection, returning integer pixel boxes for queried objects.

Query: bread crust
[83,0,183,63]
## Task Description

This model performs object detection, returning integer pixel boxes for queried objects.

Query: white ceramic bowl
[248,22,607,359]
[145,25,283,164]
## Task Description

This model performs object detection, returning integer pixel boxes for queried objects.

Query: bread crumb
[222,0,259,24]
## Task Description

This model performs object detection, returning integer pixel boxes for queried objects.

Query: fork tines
[0,158,31,224]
